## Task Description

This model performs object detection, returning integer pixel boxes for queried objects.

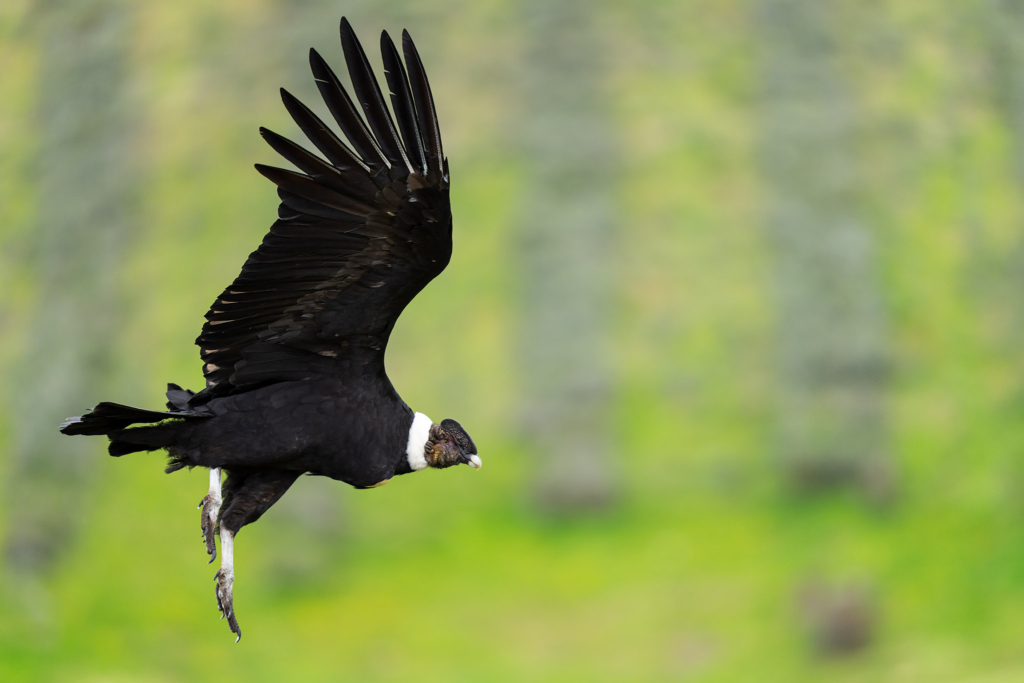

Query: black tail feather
[61,385,211,460]
[107,424,182,457]
[60,402,177,436]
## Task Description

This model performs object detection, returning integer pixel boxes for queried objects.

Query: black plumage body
[166,376,415,488]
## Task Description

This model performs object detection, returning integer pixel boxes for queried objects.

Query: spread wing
[194,19,451,401]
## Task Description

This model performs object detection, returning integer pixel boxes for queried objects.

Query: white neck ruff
[406,412,432,471]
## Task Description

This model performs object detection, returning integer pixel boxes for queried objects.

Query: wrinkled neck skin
[425,423,445,460]
[424,423,462,469]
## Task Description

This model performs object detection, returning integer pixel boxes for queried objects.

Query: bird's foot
[215,568,241,642]
[199,468,222,563]
[199,494,220,562]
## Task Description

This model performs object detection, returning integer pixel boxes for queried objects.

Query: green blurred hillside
[4,0,1024,681]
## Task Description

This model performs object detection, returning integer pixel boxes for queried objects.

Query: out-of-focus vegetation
[3,0,1024,680]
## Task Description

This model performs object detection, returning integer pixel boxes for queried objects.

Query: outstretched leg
[213,468,302,641]
[199,467,222,562]
[216,525,238,638]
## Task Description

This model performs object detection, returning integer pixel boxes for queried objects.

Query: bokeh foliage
[3,0,1024,680]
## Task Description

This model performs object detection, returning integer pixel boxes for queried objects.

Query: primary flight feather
[60,17,479,642]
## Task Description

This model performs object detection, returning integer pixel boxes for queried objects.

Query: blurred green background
[3,0,1024,680]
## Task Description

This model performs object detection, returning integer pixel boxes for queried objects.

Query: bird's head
[425,419,480,470]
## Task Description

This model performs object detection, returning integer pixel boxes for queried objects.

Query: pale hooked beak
[466,454,482,470]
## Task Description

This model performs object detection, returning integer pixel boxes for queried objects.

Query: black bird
[60,17,480,642]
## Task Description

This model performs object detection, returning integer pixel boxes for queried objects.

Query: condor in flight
[61,17,479,641]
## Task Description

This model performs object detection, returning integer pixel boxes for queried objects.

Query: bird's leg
[211,469,301,640]
[215,525,241,641]
[198,467,221,562]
